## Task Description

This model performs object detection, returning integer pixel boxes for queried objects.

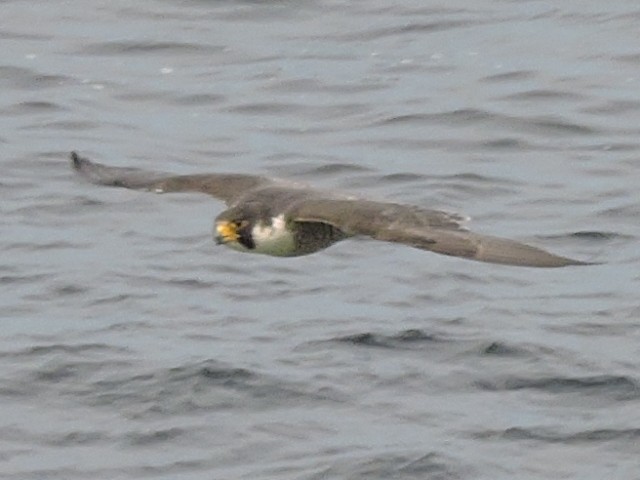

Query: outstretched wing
[70,152,272,205]
[288,198,590,267]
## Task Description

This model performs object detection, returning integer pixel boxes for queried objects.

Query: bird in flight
[70,152,593,268]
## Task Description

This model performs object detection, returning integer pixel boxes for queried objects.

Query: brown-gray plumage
[70,152,594,268]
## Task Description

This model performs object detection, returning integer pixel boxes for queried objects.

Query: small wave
[0,273,52,285]
[372,109,597,137]
[90,293,155,306]
[4,241,89,252]
[164,277,220,289]
[79,40,223,56]
[479,341,535,358]
[481,70,536,83]
[303,163,372,176]
[226,101,305,115]
[541,231,633,241]
[170,93,225,106]
[310,452,467,480]
[379,172,429,183]
[2,101,67,116]
[476,375,640,400]
[374,108,489,127]
[499,89,585,102]
[598,204,640,219]
[582,99,640,115]
[332,329,443,349]
[2,343,121,359]
[529,116,596,135]
[615,53,640,64]
[77,359,332,415]
[43,430,109,447]
[264,77,387,95]
[125,427,187,446]
[480,137,534,150]
[474,426,640,444]
[0,66,71,90]
[0,30,50,41]
[335,19,484,42]
[20,120,102,132]
[33,360,122,383]
[570,230,633,240]
[1,427,108,447]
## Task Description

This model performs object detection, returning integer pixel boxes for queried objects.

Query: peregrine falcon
[70,152,593,268]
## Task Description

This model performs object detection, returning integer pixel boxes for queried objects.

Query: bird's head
[214,203,296,256]
[215,218,255,252]
[214,217,255,250]
[214,202,272,252]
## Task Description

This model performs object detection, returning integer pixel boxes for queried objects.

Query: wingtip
[566,259,602,267]
[544,254,603,268]
[467,233,602,268]
[504,252,600,268]
[70,151,84,171]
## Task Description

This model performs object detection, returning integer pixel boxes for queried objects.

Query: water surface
[1,1,640,479]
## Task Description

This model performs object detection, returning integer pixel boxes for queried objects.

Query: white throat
[248,214,296,256]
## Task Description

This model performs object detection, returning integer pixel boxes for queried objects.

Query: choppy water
[2,1,640,479]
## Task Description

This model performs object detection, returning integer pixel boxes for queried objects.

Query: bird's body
[70,152,594,268]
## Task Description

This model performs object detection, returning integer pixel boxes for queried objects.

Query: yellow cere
[216,221,239,241]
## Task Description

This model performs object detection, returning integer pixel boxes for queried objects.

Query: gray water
[2,1,640,478]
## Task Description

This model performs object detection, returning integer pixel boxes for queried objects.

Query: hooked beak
[215,221,239,245]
